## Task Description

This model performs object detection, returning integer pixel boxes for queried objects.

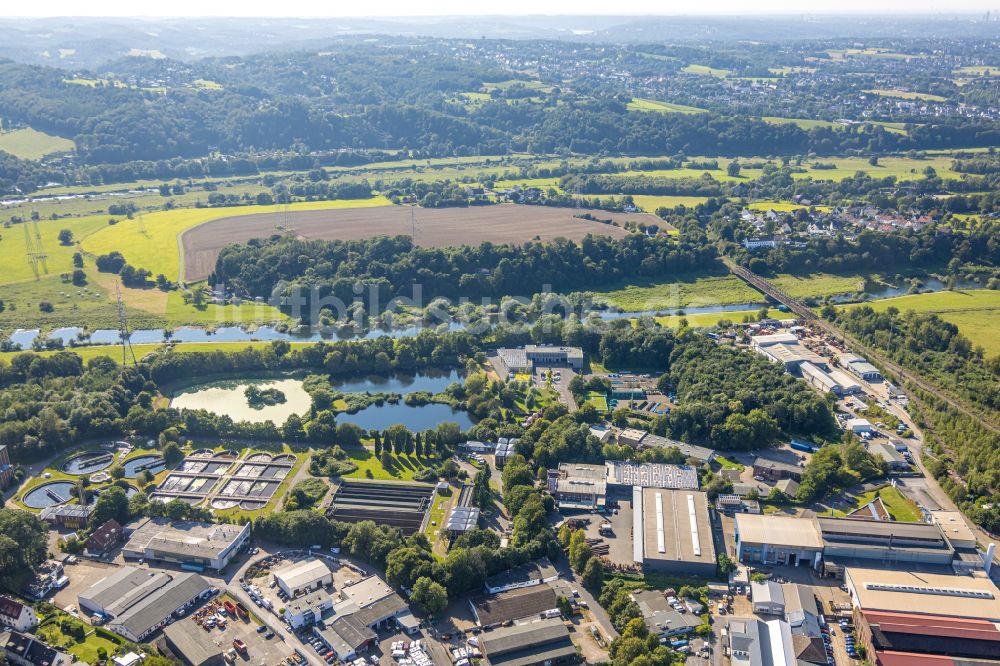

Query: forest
[211,232,717,315]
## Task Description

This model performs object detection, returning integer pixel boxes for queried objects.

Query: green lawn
[627,98,707,114]
[37,620,124,663]
[425,491,450,544]
[682,64,731,78]
[864,89,947,102]
[825,486,923,522]
[716,456,744,471]
[593,274,765,312]
[770,273,866,299]
[651,309,794,329]
[341,444,435,481]
[748,200,833,213]
[585,391,609,412]
[0,127,75,159]
[838,289,1000,356]
[762,117,839,130]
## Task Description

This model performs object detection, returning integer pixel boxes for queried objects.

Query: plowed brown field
[181,204,660,282]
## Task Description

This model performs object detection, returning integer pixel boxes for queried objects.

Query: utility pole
[116,282,137,366]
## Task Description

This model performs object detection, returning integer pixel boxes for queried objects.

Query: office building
[548,463,606,510]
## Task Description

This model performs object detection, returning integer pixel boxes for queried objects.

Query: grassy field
[838,289,1000,356]
[762,117,838,130]
[792,155,961,181]
[651,309,794,329]
[81,197,393,282]
[0,127,75,159]
[593,274,765,311]
[864,89,947,102]
[748,200,833,212]
[0,215,112,286]
[823,485,923,522]
[953,65,1000,76]
[627,98,707,114]
[682,64,731,78]
[0,340,324,364]
[585,391,609,412]
[771,273,865,299]
[629,194,710,212]
[341,445,435,481]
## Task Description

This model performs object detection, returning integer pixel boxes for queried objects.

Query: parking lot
[172,597,296,665]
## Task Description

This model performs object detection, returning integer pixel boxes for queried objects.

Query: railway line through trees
[722,257,1000,435]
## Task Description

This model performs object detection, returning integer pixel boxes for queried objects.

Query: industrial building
[869,441,910,470]
[632,590,702,639]
[846,567,1000,665]
[326,480,434,536]
[495,346,583,372]
[632,488,716,576]
[638,433,716,464]
[800,361,862,396]
[751,580,786,615]
[273,558,333,597]
[845,568,1000,621]
[734,514,824,568]
[485,559,559,594]
[931,511,978,550]
[750,333,827,371]
[605,461,699,490]
[547,463,607,510]
[846,418,873,434]
[751,457,803,483]
[285,589,334,629]
[616,428,648,448]
[471,584,560,628]
[310,575,413,661]
[445,506,481,535]
[726,618,827,666]
[162,621,224,666]
[39,504,92,529]
[79,566,210,641]
[479,618,577,666]
[840,353,883,382]
[122,518,250,572]
[818,517,956,567]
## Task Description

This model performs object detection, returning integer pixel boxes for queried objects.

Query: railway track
[722,257,1000,435]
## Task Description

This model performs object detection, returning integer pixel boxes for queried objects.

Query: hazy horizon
[4,0,1000,18]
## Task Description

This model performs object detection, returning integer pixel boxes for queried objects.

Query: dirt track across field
[181,204,659,282]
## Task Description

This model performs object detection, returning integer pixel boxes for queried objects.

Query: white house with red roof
[0,596,38,632]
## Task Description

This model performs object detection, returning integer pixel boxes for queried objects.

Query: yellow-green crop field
[81,196,393,282]
[682,64,731,78]
[864,89,947,102]
[628,98,707,114]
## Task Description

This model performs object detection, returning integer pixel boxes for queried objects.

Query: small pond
[62,451,115,475]
[337,402,476,431]
[329,369,465,395]
[123,454,166,478]
[8,329,40,349]
[22,481,76,508]
[169,377,312,425]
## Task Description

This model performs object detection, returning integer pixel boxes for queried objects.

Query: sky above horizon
[4,0,999,18]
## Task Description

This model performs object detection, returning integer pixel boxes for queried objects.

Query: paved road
[551,558,619,642]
